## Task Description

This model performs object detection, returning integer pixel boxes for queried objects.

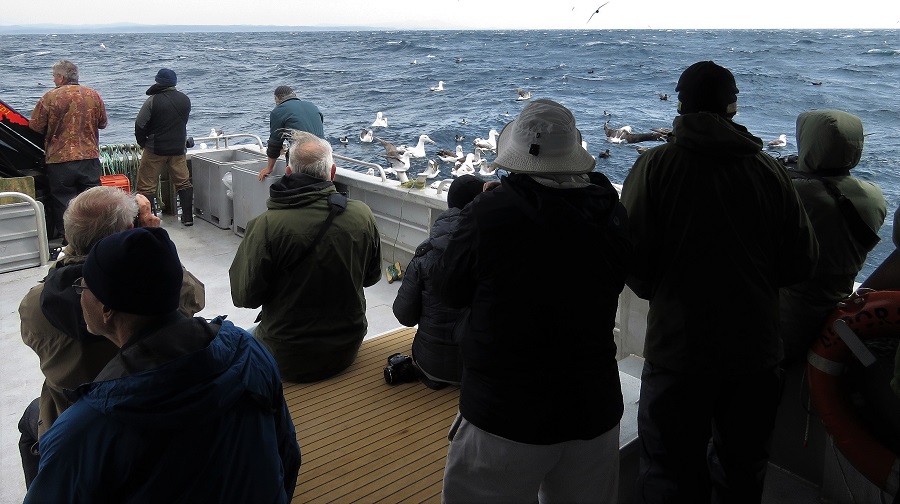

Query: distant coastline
[0,24,388,34]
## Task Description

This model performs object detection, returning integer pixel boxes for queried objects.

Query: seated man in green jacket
[229,130,382,382]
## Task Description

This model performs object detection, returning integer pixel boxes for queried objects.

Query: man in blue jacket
[25,227,301,503]
[258,85,324,181]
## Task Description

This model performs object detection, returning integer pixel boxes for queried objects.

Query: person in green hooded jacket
[229,130,382,383]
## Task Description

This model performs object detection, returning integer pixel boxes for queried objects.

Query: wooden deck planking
[286,327,458,503]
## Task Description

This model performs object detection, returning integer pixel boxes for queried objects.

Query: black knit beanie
[675,61,739,117]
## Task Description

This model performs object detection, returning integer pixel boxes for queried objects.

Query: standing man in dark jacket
[435,99,631,503]
[621,61,819,504]
[258,85,324,181]
[135,68,193,225]
[230,130,382,383]
[25,227,300,503]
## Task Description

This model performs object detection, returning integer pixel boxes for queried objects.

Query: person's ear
[330,164,336,181]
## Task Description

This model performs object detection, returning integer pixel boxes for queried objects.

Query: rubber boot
[178,187,193,226]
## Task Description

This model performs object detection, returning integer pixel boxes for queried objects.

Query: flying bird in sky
[587,1,609,24]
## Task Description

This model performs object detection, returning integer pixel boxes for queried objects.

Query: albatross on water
[473,129,499,152]
[430,81,445,91]
[436,145,464,163]
[767,134,787,148]
[400,134,436,159]
[359,129,374,143]
[371,112,388,128]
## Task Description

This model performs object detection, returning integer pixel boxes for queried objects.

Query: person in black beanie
[134,68,194,225]
[392,174,488,389]
[24,227,301,503]
[621,61,818,503]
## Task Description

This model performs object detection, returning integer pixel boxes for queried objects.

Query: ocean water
[1,29,898,280]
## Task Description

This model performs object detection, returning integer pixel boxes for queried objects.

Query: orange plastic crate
[100,174,131,193]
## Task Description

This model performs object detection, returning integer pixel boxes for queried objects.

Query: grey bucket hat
[491,98,595,175]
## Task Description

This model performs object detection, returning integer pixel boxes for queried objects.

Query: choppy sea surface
[1,29,898,280]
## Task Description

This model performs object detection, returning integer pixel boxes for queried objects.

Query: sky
[2,0,898,31]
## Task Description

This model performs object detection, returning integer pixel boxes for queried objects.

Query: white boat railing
[0,191,50,271]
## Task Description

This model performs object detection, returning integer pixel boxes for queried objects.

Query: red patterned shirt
[29,84,108,164]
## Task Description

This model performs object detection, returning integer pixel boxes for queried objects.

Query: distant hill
[0,24,387,34]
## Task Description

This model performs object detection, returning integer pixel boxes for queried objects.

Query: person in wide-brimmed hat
[621,61,818,503]
[433,98,632,502]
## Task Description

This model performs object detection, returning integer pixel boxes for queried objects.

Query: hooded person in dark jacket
[25,227,300,504]
[392,174,487,388]
[434,99,631,503]
[621,61,819,504]
[134,68,194,225]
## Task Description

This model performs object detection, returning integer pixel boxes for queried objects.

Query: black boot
[178,187,193,226]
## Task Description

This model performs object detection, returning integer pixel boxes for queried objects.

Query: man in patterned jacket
[29,59,108,240]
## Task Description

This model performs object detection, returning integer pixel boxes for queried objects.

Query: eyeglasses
[72,277,89,296]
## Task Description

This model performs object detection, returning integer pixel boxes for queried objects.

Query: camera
[383,353,419,385]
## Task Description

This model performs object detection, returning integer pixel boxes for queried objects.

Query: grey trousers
[442,412,620,504]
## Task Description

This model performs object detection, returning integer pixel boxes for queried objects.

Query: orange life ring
[807,289,900,495]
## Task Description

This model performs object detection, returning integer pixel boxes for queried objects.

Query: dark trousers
[46,159,101,238]
[635,361,783,504]
[18,397,40,489]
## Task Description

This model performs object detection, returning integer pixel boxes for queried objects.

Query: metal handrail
[191,133,265,151]
[333,153,387,182]
[0,191,50,267]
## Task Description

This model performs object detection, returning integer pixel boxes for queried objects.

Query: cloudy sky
[3,0,898,30]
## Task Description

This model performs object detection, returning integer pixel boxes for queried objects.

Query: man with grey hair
[230,130,382,382]
[258,85,325,181]
[17,186,205,488]
[29,59,108,241]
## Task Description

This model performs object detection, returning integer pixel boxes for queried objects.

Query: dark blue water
[2,29,898,280]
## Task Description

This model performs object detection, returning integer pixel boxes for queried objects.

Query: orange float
[807,289,900,495]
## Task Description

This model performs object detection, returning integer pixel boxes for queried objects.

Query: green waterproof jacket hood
[796,109,864,173]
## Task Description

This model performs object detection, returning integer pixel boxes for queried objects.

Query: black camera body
[383,353,419,385]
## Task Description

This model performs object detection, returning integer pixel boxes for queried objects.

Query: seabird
[375,137,409,168]
[339,136,349,145]
[586,1,609,24]
[437,145,464,163]
[430,81,445,91]
[455,134,465,142]
[473,129,499,151]
[359,129,374,143]
[516,88,533,101]
[658,93,669,100]
[635,146,651,155]
[479,163,497,177]
[767,134,787,148]
[422,160,441,179]
[455,57,462,63]
[598,149,611,158]
[401,134,436,159]
[452,153,476,177]
[371,112,388,128]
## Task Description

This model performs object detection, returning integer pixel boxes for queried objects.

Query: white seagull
[430,81,445,91]
[400,134,436,159]
[473,129,499,152]
[359,128,374,143]
[767,134,787,148]
[371,112,388,128]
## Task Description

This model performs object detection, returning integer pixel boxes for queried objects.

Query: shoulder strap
[255,193,347,323]
[789,169,880,249]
